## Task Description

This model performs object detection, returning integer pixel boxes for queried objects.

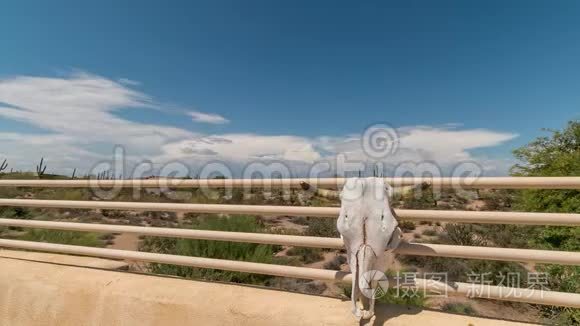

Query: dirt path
[305,251,339,269]
[263,216,307,232]
[107,233,150,272]
[108,233,141,251]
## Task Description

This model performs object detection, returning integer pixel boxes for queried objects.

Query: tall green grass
[141,215,284,285]
[19,229,104,247]
[339,283,426,307]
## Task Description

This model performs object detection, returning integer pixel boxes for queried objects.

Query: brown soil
[108,233,141,251]
[427,296,542,323]
[263,215,307,232]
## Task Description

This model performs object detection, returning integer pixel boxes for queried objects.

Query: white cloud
[0,72,192,146]
[188,111,229,124]
[160,134,321,163]
[315,126,517,165]
[0,71,519,176]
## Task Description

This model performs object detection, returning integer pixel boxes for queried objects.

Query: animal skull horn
[337,177,403,320]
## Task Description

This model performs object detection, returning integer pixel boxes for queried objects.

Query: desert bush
[289,216,308,225]
[339,283,426,307]
[101,209,128,219]
[20,229,104,247]
[323,255,347,270]
[99,233,116,245]
[51,188,89,201]
[306,217,339,237]
[270,278,327,294]
[441,223,486,246]
[480,190,515,211]
[0,207,32,219]
[401,183,437,209]
[399,221,416,232]
[437,202,451,210]
[286,247,323,264]
[377,288,426,307]
[422,229,437,236]
[141,215,285,285]
[398,254,529,285]
[442,302,476,315]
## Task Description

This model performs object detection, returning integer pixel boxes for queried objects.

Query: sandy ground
[427,296,542,323]
[108,233,141,251]
[1,255,536,326]
[263,215,308,232]
[466,199,487,211]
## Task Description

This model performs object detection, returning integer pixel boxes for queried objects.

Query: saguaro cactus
[96,170,113,180]
[36,157,47,178]
[0,159,7,173]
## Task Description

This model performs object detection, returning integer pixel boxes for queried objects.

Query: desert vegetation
[0,120,578,324]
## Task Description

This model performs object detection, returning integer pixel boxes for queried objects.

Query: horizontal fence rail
[1,198,579,226]
[1,218,579,266]
[1,177,579,311]
[0,239,578,308]
[1,177,580,189]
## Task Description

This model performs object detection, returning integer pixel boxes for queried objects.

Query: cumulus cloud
[188,111,229,124]
[316,126,517,164]
[0,71,519,176]
[161,134,321,163]
[0,72,192,149]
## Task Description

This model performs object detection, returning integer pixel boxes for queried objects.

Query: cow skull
[337,177,403,319]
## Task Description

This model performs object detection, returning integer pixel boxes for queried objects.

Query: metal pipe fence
[1,177,579,308]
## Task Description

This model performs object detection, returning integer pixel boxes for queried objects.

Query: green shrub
[0,207,32,219]
[323,255,347,270]
[399,221,416,232]
[101,209,128,218]
[286,247,323,264]
[442,223,486,246]
[377,288,426,307]
[339,284,426,307]
[19,229,104,247]
[289,216,308,225]
[401,184,437,209]
[141,215,284,285]
[442,302,477,315]
[509,121,580,325]
[306,217,339,237]
[422,229,438,236]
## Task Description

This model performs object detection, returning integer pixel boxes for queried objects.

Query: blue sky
[1,1,579,176]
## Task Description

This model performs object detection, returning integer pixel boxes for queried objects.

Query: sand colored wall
[0,252,533,326]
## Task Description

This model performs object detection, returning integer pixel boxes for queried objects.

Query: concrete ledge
[0,254,534,326]
[0,249,128,270]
